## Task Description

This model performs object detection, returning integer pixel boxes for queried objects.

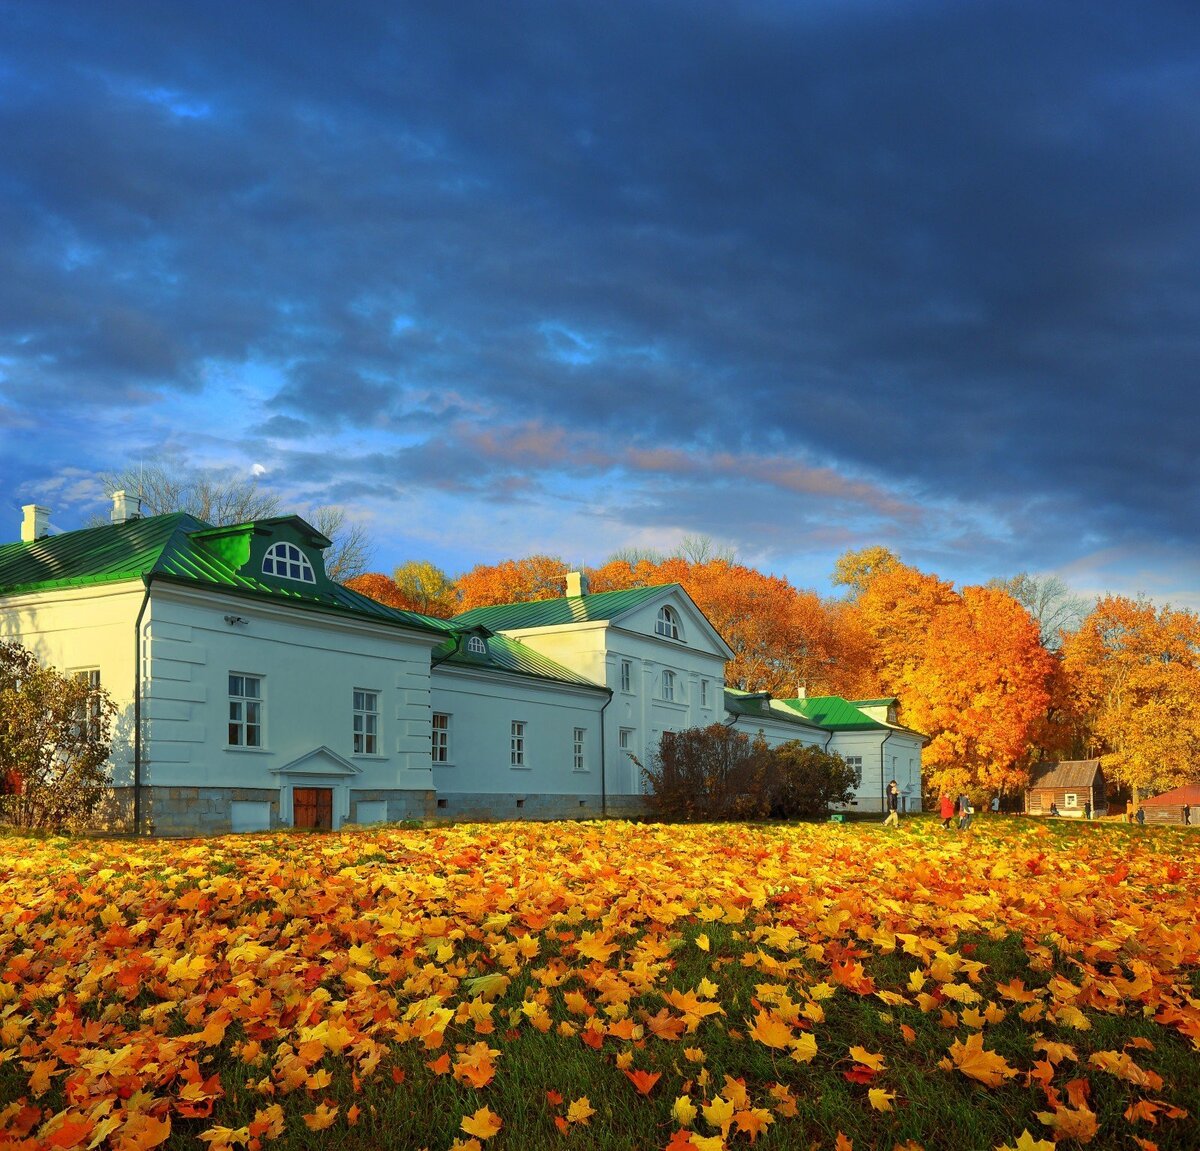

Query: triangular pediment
[270,745,362,776]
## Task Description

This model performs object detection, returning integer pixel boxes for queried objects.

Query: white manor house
[0,496,924,834]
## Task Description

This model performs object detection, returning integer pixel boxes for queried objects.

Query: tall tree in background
[393,561,458,617]
[1061,595,1200,803]
[988,572,1089,650]
[831,545,901,598]
[103,461,371,581]
[456,555,570,612]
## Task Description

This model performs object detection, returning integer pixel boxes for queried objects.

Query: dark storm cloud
[3,0,1200,577]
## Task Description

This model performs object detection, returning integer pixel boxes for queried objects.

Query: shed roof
[776,695,885,731]
[0,513,454,637]
[1143,783,1200,807]
[1027,760,1104,790]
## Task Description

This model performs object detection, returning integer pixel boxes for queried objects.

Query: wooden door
[294,787,333,830]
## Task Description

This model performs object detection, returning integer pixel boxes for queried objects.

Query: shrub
[766,741,861,817]
[638,723,773,820]
[0,640,116,831]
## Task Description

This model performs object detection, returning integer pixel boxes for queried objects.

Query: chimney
[111,490,141,525]
[20,504,51,542]
[565,571,589,597]
[794,683,807,700]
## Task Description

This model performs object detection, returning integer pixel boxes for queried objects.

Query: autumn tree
[0,641,117,831]
[455,555,571,612]
[831,545,901,598]
[988,572,1089,650]
[850,558,1054,797]
[393,561,458,617]
[1061,595,1200,804]
[344,572,409,609]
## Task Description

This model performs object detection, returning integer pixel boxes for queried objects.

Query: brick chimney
[110,490,141,525]
[20,504,51,542]
[565,571,589,597]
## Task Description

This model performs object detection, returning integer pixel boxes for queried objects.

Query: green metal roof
[776,695,886,731]
[432,630,605,690]
[452,584,675,631]
[0,513,454,637]
[725,688,824,730]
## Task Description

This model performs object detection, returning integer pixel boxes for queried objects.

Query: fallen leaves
[0,819,1195,1149]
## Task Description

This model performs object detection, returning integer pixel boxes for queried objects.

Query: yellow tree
[1061,595,1200,803]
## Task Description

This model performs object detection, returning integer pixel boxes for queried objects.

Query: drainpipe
[879,730,894,814]
[599,686,614,817]
[133,576,154,836]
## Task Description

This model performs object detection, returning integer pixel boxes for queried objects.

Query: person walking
[990,795,1000,815]
[1084,799,1092,821]
[1136,806,1146,826]
[883,779,900,828]
[957,793,972,830]
[940,793,955,830]
[1183,802,1191,826]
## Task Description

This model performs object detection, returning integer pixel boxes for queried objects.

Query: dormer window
[655,605,681,640]
[466,635,487,655]
[262,542,316,584]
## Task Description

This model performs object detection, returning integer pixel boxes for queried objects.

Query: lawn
[0,816,1197,1151]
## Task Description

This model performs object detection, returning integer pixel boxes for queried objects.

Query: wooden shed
[1141,782,1200,826]
[1025,760,1106,817]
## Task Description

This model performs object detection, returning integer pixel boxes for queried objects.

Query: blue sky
[3,1,1199,606]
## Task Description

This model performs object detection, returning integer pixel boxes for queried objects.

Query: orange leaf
[460,1107,503,1140]
[624,1069,662,1095]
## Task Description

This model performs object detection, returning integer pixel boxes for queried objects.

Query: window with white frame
[700,679,709,708]
[511,721,527,768]
[844,755,863,776]
[432,713,450,763]
[1064,792,1078,808]
[661,669,676,702]
[466,635,487,655]
[353,689,378,754]
[619,728,635,756]
[620,659,632,693]
[655,605,681,639]
[573,727,586,771]
[228,674,263,747]
[73,669,102,741]
[261,542,316,583]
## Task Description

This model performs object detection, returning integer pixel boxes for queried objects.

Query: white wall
[431,665,607,796]
[827,730,924,812]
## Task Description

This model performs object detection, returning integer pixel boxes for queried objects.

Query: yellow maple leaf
[947,1033,1018,1088]
[748,1009,793,1050]
[460,1106,503,1140]
[566,1097,596,1125]
[672,1094,698,1127]
[867,1088,895,1112]
[695,934,711,952]
[994,1131,1056,1151]
[848,1045,886,1071]
[302,1103,339,1131]
[702,1094,736,1135]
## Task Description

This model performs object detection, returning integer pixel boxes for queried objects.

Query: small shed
[1141,783,1200,826]
[1025,760,1106,817]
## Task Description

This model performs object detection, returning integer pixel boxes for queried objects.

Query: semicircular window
[262,542,316,584]
[466,635,488,655]
[655,604,682,640]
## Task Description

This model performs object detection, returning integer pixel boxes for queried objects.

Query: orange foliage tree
[344,572,409,609]
[1061,595,1200,803]
[849,557,1053,797]
[455,555,571,612]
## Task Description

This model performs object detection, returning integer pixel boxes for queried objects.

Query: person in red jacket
[939,792,955,830]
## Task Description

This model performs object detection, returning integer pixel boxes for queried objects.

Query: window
[74,669,102,741]
[655,605,681,639]
[466,635,487,655]
[619,728,635,755]
[262,542,315,584]
[1064,793,1078,808]
[228,674,263,747]
[620,659,632,693]
[573,727,586,771]
[432,713,450,763]
[661,670,676,702]
[844,755,863,776]
[700,679,709,708]
[353,689,378,754]
[511,721,526,768]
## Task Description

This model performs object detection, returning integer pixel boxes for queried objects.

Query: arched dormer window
[655,604,681,640]
[262,542,316,584]
[466,635,487,655]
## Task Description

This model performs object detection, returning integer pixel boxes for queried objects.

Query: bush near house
[0,639,116,831]
[640,725,861,820]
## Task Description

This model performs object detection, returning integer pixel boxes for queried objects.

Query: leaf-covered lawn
[1,817,1197,1150]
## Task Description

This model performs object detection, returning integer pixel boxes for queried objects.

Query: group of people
[939,792,975,830]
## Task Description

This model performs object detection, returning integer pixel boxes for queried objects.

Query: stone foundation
[349,789,436,823]
[432,792,651,822]
[145,786,281,836]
